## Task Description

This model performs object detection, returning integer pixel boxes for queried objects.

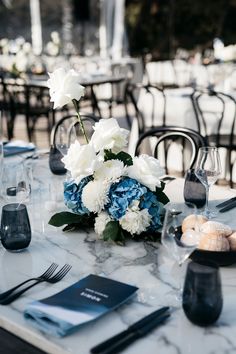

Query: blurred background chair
[191,88,236,186]
[135,126,207,175]
[0,77,54,143]
[125,82,166,133]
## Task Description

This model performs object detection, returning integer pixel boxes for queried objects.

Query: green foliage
[48,212,94,229]
[104,149,133,166]
[102,221,126,244]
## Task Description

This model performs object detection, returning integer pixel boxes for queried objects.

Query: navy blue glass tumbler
[0,203,31,251]
[182,261,223,326]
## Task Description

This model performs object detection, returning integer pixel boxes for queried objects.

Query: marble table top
[0,157,236,354]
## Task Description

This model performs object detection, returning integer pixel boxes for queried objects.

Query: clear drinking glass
[161,202,198,301]
[1,162,32,205]
[195,147,222,218]
[55,125,77,156]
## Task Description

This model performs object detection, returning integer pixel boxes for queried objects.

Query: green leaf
[103,149,133,166]
[48,211,88,227]
[102,221,126,244]
[115,151,133,166]
[104,149,116,161]
[154,190,169,205]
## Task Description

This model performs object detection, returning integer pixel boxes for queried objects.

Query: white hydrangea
[82,180,110,213]
[119,203,151,235]
[90,118,129,153]
[94,212,112,237]
[127,154,164,191]
[62,141,100,184]
[94,159,126,183]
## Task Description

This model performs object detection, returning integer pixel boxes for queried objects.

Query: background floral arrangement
[48,68,169,243]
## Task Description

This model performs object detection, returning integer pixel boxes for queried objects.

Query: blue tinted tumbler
[0,203,31,251]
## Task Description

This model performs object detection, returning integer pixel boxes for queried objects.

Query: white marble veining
[0,156,236,354]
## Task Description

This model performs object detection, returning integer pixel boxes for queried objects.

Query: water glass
[161,202,198,300]
[0,203,31,251]
[1,162,32,204]
[182,261,223,326]
[184,168,206,208]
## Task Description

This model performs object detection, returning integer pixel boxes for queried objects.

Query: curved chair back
[135,126,207,171]
[124,82,166,133]
[50,113,99,147]
[49,113,99,175]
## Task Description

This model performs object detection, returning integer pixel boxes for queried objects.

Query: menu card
[24,274,138,337]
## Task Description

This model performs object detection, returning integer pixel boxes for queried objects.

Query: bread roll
[198,233,230,251]
[182,214,208,233]
[181,229,203,246]
[200,221,232,237]
[228,232,236,251]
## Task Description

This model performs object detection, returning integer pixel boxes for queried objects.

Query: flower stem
[72,99,89,144]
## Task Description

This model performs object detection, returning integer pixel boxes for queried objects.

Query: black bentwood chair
[135,126,207,174]
[191,88,236,187]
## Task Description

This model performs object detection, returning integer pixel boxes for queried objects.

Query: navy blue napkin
[24,274,138,337]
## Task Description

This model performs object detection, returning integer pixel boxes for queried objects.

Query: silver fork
[0,264,72,305]
[0,263,58,301]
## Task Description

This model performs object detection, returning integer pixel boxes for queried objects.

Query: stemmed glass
[161,202,199,301]
[195,147,222,218]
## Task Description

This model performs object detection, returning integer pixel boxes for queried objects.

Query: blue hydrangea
[140,191,162,231]
[106,177,147,220]
[64,177,91,215]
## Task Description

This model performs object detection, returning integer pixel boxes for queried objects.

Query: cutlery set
[0,263,72,305]
[216,197,236,212]
[91,306,170,354]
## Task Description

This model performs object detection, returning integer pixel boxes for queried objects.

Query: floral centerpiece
[48,68,169,244]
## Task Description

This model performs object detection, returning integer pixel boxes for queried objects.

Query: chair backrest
[50,113,99,148]
[124,82,166,134]
[135,126,207,171]
[191,88,236,147]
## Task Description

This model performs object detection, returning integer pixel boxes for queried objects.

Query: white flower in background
[14,50,28,72]
[47,68,85,109]
[94,212,112,237]
[82,180,110,213]
[90,118,129,153]
[119,202,151,235]
[94,159,126,183]
[127,155,164,191]
[62,141,100,184]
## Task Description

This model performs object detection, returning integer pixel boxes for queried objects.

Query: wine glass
[195,147,222,218]
[161,202,199,301]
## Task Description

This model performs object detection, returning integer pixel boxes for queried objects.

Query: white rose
[47,68,85,109]
[90,118,129,153]
[62,141,100,183]
[94,159,126,183]
[127,155,164,191]
[82,180,110,213]
[120,207,151,235]
[94,212,112,237]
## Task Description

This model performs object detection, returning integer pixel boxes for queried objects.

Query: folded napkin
[4,141,35,157]
[24,274,138,337]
